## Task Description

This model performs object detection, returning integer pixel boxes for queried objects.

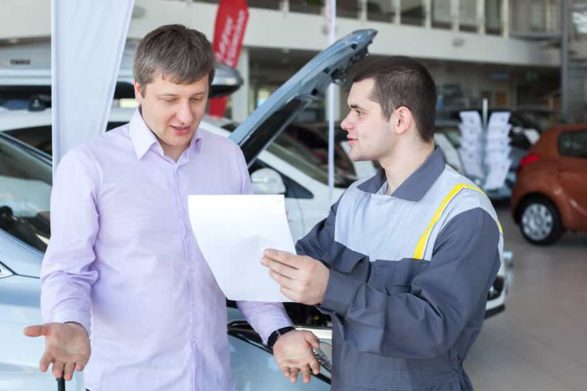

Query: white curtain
[51,0,134,171]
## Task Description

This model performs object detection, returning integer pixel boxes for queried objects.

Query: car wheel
[519,198,563,245]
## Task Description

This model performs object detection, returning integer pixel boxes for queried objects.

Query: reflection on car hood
[230,29,377,166]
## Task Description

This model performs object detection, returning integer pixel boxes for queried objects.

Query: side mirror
[250,168,286,195]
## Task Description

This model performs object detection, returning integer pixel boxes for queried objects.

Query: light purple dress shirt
[41,110,292,390]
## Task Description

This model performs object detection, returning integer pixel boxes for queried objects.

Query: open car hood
[229,29,377,166]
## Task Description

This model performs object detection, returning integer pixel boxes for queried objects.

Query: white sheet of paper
[188,194,294,302]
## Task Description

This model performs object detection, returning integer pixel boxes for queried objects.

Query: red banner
[209,0,249,117]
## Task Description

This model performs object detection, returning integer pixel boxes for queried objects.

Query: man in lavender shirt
[23,24,319,390]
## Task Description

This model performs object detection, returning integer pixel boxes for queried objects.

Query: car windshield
[222,122,355,188]
[0,135,51,252]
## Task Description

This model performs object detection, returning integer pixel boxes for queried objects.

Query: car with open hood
[0,29,377,390]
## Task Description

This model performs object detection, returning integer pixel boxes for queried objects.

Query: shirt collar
[358,147,445,201]
[128,108,203,160]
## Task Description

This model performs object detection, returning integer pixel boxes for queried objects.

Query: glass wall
[511,0,559,35]
[367,0,397,22]
[432,0,451,29]
[290,0,322,15]
[195,0,280,10]
[485,0,502,35]
[401,0,425,26]
[460,0,477,32]
[249,0,281,9]
[337,0,360,18]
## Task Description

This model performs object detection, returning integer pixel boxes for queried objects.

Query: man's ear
[393,106,414,135]
[133,81,144,104]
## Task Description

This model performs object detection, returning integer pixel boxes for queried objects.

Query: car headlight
[0,261,14,279]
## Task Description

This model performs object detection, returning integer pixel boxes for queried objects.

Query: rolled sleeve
[41,148,100,334]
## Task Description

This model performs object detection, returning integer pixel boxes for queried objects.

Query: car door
[557,129,587,229]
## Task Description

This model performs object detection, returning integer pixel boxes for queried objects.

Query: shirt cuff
[321,269,362,316]
[51,310,91,337]
[237,301,292,344]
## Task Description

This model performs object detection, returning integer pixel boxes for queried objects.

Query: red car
[512,124,587,245]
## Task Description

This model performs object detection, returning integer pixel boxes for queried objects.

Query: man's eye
[162,98,177,103]
[190,97,203,102]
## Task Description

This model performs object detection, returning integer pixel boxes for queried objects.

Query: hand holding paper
[262,249,329,306]
[188,195,294,302]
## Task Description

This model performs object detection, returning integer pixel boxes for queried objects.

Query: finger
[280,366,291,379]
[63,362,76,381]
[52,360,65,379]
[269,270,296,290]
[301,365,312,384]
[23,324,45,337]
[39,352,53,372]
[264,250,303,269]
[264,258,298,278]
[289,367,299,383]
[309,356,320,375]
[305,332,320,349]
[263,248,282,259]
[75,360,86,371]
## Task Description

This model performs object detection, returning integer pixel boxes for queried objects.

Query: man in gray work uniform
[262,56,502,390]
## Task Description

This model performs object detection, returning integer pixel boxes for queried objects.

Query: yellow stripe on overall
[412,183,503,260]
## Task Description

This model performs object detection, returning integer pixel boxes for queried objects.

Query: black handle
[57,377,65,391]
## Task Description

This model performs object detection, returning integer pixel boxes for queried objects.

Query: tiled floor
[465,207,587,391]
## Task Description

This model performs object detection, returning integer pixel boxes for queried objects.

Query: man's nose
[176,101,194,124]
[340,113,352,131]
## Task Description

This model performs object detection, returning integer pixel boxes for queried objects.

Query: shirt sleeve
[40,148,100,335]
[232,144,292,344]
[320,208,501,359]
[236,301,292,344]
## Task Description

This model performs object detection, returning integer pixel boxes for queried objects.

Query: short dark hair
[134,24,215,91]
[352,56,437,142]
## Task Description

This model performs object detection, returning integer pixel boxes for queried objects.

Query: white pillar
[477,0,486,33]
[502,0,509,37]
[359,0,367,22]
[451,0,459,31]
[394,0,401,24]
[325,84,341,121]
[231,47,249,122]
[424,0,432,28]
[280,0,289,14]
